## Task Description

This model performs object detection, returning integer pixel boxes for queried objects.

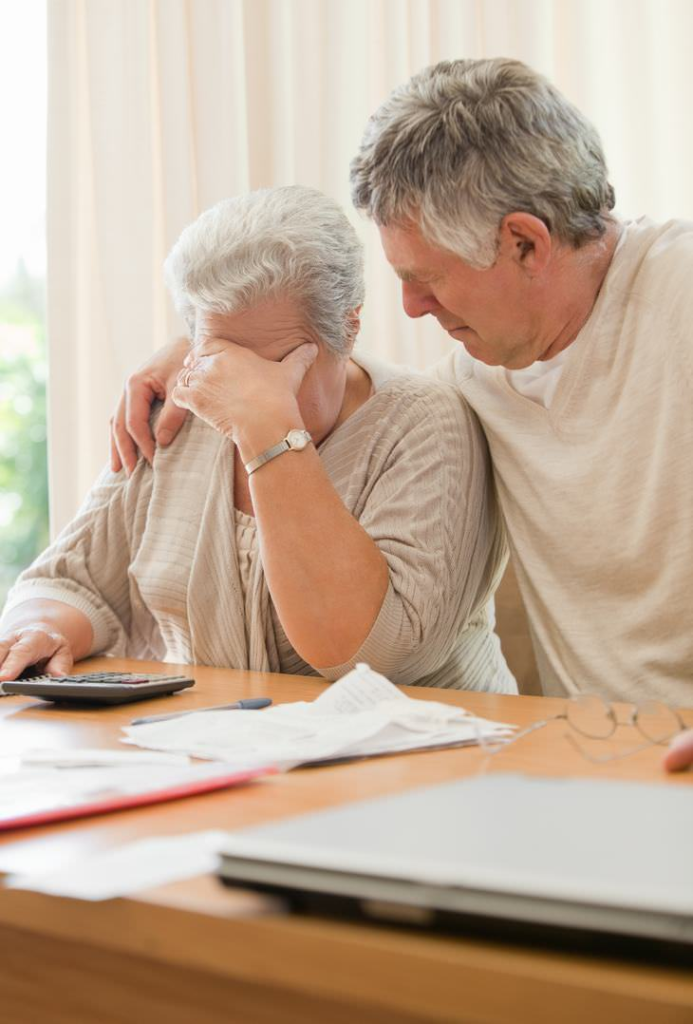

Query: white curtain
[47,0,693,532]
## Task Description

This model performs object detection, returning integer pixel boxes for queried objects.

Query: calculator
[2,671,195,705]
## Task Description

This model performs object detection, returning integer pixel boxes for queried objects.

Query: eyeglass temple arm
[565,731,660,764]
[479,713,566,754]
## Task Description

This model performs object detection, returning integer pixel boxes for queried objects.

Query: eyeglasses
[477,693,686,763]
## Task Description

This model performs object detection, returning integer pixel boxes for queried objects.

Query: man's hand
[110,337,191,476]
[172,339,318,456]
[663,729,693,772]
[0,625,74,682]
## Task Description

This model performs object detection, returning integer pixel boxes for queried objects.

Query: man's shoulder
[615,221,693,367]
[354,347,477,422]
[620,218,693,299]
[425,348,476,389]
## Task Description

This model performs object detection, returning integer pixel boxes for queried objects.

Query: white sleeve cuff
[2,581,123,655]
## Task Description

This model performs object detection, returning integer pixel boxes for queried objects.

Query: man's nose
[401,281,440,319]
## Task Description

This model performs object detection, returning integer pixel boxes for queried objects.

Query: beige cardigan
[7,353,515,692]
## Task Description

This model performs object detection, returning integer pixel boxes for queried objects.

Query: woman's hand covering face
[172,338,318,445]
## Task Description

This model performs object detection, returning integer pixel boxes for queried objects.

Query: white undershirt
[505,347,571,409]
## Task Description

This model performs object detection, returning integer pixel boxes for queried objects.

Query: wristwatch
[244,428,313,476]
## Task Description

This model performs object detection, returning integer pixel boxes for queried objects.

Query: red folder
[0,764,275,832]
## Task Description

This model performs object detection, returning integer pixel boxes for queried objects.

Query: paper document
[21,748,190,768]
[123,663,514,769]
[6,830,227,900]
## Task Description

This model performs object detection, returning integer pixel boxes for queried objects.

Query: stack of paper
[123,664,515,770]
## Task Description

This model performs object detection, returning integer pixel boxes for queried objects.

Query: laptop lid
[219,774,693,945]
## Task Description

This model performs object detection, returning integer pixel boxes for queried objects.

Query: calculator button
[31,672,190,686]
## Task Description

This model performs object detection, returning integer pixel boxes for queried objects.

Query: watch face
[287,429,310,450]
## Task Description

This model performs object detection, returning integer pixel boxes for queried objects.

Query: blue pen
[130,696,272,726]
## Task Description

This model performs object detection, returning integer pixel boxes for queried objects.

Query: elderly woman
[0,186,514,692]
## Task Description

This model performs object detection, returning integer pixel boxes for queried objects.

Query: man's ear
[499,213,552,275]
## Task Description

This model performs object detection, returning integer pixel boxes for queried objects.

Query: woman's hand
[110,337,191,476]
[172,338,318,456]
[0,625,74,682]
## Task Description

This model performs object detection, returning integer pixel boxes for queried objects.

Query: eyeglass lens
[635,700,682,743]
[567,694,615,739]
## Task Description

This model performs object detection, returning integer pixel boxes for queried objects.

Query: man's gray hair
[165,185,365,354]
[350,58,616,268]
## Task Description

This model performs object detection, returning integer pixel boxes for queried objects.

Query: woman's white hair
[165,185,365,354]
[350,58,616,268]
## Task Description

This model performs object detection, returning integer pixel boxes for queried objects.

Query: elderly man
[350,56,692,697]
[112,58,692,767]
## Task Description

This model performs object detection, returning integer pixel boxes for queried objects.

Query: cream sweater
[7,353,515,692]
[434,219,693,707]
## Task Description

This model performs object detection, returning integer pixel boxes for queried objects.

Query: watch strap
[245,439,291,476]
[245,429,311,476]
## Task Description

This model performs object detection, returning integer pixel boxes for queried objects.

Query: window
[0,0,48,606]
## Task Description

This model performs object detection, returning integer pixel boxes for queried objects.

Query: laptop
[218,774,693,953]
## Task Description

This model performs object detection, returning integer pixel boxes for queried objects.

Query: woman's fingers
[0,628,72,682]
[280,343,319,391]
[171,382,190,412]
[0,629,52,680]
[187,339,227,359]
[0,633,20,673]
[176,363,197,390]
[43,643,75,677]
[662,729,693,772]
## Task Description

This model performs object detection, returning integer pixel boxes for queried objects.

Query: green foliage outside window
[0,262,49,608]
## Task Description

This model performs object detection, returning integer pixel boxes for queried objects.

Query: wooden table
[0,658,691,1024]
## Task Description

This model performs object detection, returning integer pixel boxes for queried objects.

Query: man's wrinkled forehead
[390,265,441,285]
[378,221,449,283]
